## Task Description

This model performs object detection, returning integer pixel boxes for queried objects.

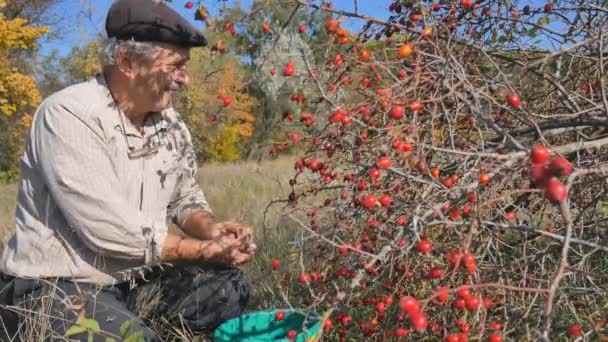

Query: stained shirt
[0,75,213,285]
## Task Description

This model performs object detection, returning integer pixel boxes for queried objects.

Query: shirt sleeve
[32,101,165,264]
[166,116,213,228]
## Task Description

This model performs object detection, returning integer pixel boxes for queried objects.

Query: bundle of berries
[527,144,573,204]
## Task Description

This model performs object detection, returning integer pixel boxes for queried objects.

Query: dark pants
[0,263,250,341]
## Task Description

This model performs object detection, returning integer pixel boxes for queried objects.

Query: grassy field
[0,156,308,340]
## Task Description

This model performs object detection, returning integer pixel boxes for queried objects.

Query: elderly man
[0,0,255,340]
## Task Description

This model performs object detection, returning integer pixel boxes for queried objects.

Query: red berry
[409,313,428,332]
[376,156,392,169]
[283,62,295,76]
[409,101,423,113]
[417,239,432,253]
[457,288,471,299]
[465,296,480,311]
[483,298,493,309]
[442,177,454,187]
[545,178,567,203]
[399,296,420,315]
[506,93,521,108]
[185,1,194,9]
[506,211,517,221]
[361,194,377,209]
[298,273,310,283]
[434,287,449,303]
[416,160,428,173]
[340,315,352,326]
[568,324,583,337]
[323,319,333,330]
[271,259,280,270]
[390,106,405,119]
[379,194,392,207]
[275,311,285,320]
[488,322,501,331]
[529,163,551,186]
[369,167,380,180]
[428,266,444,279]
[376,302,385,313]
[488,334,503,342]
[299,24,307,33]
[454,298,466,310]
[467,192,477,203]
[446,249,463,269]
[549,156,573,177]
[444,334,462,342]
[530,144,550,165]
[287,329,298,340]
[461,0,474,9]
[395,327,408,337]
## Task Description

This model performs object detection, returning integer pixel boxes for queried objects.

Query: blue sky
[40,0,394,57]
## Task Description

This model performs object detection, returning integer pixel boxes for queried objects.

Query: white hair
[100,37,163,67]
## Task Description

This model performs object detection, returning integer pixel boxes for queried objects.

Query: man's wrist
[181,210,217,240]
[161,232,218,262]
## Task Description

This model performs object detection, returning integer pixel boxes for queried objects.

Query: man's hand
[161,232,255,266]
[210,220,255,243]
[207,234,256,266]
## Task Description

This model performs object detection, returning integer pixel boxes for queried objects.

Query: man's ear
[115,48,135,77]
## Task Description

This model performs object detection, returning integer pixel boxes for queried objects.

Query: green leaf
[498,36,507,43]
[87,332,94,342]
[124,331,145,342]
[538,16,550,25]
[65,325,87,337]
[79,318,101,333]
[528,28,538,38]
[105,338,117,342]
[120,319,132,338]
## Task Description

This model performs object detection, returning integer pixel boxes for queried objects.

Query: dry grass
[198,156,297,235]
[0,182,17,242]
[0,156,304,340]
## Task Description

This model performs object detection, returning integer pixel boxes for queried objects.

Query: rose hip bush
[234,0,608,340]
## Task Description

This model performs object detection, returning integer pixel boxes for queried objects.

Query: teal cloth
[213,308,321,341]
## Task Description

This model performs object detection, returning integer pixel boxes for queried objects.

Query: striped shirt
[0,75,213,285]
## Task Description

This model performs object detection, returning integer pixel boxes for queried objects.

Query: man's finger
[212,235,242,249]
[231,251,251,266]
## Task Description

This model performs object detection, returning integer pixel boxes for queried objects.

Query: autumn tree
[176,47,256,162]
[200,0,338,159]
[0,0,48,181]
[36,38,103,97]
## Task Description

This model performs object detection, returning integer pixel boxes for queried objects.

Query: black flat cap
[106,0,207,47]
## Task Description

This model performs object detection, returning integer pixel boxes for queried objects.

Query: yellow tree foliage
[0,0,48,180]
[65,40,102,83]
[178,47,257,162]
[208,124,241,162]
[0,0,48,119]
[0,0,49,51]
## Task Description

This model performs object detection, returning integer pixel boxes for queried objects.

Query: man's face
[127,44,191,113]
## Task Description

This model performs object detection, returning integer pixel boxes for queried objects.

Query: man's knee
[215,267,250,312]
[160,264,251,333]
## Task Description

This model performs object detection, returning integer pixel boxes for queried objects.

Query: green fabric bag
[213,308,321,341]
